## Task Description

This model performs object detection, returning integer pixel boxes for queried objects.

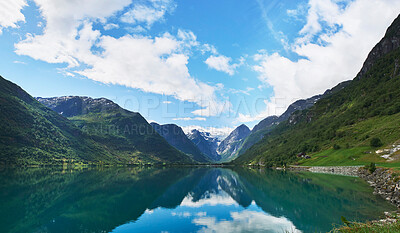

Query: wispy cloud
[0,0,27,34]
[13,60,26,65]
[256,0,290,52]
[104,23,119,30]
[173,117,206,121]
[121,0,176,28]
[251,0,400,120]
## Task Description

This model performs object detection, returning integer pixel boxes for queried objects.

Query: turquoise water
[0,167,395,233]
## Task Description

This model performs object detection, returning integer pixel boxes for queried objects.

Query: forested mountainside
[234,14,400,166]
[231,81,350,160]
[36,96,196,164]
[0,77,196,165]
[0,76,115,165]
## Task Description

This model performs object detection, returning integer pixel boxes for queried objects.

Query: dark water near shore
[0,167,395,233]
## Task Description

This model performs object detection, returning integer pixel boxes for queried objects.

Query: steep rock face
[357,14,400,79]
[187,129,221,161]
[37,96,194,164]
[217,125,250,162]
[150,123,209,163]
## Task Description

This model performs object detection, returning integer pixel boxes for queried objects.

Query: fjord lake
[0,167,395,233]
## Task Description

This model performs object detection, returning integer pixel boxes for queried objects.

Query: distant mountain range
[150,123,210,163]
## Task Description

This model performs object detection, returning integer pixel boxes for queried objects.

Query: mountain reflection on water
[0,167,395,233]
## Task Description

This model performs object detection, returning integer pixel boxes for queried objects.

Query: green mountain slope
[0,77,193,165]
[0,76,113,165]
[37,96,194,164]
[234,14,400,166]
[231,81,350,161]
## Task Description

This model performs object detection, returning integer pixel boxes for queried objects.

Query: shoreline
[288,165,400,228]
[288,165,400,208]
[287,165,362,177]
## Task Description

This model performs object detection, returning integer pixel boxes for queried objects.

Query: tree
[370,137,383,147]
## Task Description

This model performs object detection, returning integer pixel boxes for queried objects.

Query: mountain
[235,81,351,158]
[150,123,210,163]
[234,14,400,166]
[0,76,126,165]
[36,96,120,117]
[217,124,250,162]
[34,96,194,164]
[187,129,221,161]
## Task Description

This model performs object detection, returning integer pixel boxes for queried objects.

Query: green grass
[297,146,398,167]
[332,222,400,233]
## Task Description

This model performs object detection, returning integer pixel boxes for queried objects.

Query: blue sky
[1,0,400,138]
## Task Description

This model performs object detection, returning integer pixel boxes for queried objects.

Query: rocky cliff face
[357,14,400,80]
[187,129,221,161]
[217,124,250,162]
[150,123,209,163]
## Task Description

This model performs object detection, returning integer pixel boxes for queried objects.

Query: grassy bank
[332,221,400,233]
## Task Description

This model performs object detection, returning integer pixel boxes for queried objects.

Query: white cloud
[235,98,288,123]
[0,0,27,34]
[252,0,400,119]
[180,192,238,207]
[162,100,172,104]
[193,210,300,233]
[13,60,26,65]
[205,55,241,76]
[173,117,206,121]
[201,44,218,55]
[14,0,229,117]
[171,211,192,218]
[121,0,176,27]
[126,25,146,33]
[228,87,255,96]
[104,23,119,30]
[196,212,207,217]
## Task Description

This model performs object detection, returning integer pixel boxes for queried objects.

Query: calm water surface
[0,167,395,233]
